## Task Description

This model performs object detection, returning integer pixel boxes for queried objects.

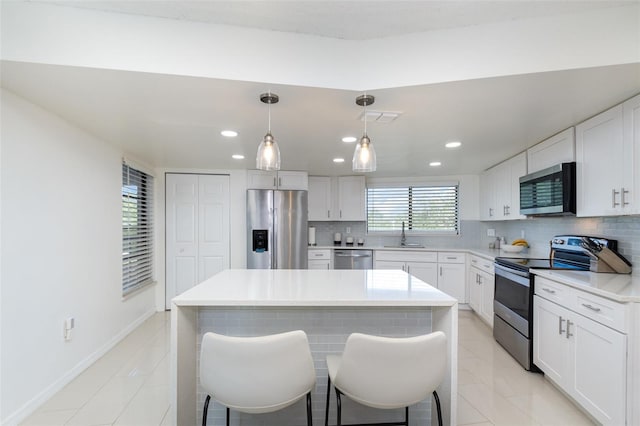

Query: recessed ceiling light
[232,154,245,160]
[333,158,345,163]
[445,141,462,148]
[429,161,442,167]
[221,130,238,137]
[342,136,357,143]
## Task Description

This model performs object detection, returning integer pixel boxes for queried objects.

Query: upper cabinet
[481,152,527,221]
[308,176,366,221]
[527,128,575,173]
[576,94,639,217]
[247,170,308,190]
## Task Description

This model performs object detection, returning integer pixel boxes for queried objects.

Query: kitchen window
[366,183,459,235]
[122,162,154,296]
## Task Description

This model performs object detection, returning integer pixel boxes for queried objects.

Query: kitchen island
[171,269,458,426]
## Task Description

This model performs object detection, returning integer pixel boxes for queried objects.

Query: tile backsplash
[310,216,639,268]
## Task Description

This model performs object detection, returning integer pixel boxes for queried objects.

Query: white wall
[2,2,638,90]
[0,89,157,424]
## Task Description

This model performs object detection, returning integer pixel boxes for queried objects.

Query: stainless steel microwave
[519,162,576,216]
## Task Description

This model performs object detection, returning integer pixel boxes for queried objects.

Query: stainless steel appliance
[247,189,308,269]
[519,162,576,216]
[334,249,373,270]
[493,235,622,371]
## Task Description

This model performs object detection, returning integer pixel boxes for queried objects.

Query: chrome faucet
[400,221,406,246]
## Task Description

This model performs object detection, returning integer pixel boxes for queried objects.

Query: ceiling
[3,1,640,177]
[30,0,636,40]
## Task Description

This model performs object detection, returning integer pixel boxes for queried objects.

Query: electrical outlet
[521,230,526,239]
[487,228,496,237]
[346,226,351,234]
[64,317,75,341]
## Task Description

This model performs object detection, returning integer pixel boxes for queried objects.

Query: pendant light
[353,94,377,172]
[256,92,281,171]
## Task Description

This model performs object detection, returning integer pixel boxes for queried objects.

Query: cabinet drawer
[470,255,494,273]
[574,292,628,333]
[438,252,465,263]
[375,250,437,263]
[308,249,331,260]
[535,276,572,306]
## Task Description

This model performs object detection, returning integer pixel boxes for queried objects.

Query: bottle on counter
[495,237,501,249]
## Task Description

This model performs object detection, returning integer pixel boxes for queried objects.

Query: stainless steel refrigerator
[247,189,308,269]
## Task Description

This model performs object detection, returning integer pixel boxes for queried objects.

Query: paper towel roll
[308,227,316,246]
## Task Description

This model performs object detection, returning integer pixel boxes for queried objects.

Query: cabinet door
[527,128,575,173]
[571,314,626,426]
[308,259,331,270]
[479,270,494,326]
[374,260,406,271]
[338,176,366,221]
[468,269,481,313]
[277,171,308,190]
[492,162,510,220]
[479,170,496,220]
[437,262,466,302]
[533,296,571,385]
[406,261,438,287]
[308,177,332,221]
[508,153,527,219]
[623,94,640,214]
[247,170,277,189]
[576,105,624,217]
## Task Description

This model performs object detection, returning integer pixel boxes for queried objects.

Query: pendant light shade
[353,94,377,172]
[257,92,281,171]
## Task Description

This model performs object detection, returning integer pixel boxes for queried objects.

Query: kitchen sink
[383,244,425,248]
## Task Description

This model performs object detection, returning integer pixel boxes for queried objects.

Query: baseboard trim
[2,308,157,426]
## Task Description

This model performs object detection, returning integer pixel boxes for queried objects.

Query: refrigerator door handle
[272,207,277,269]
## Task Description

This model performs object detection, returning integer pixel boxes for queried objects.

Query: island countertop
[172,269,457,307]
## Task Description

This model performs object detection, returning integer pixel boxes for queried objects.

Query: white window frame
[122,162,154,296]
[366,179,460,236]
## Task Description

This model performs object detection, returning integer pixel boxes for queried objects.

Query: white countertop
[533,269,640,303]
[172,269,457,307]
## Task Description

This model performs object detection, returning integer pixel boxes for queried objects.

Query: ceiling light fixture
[232,154,245,160]
[221,130,238,138]
[342,136,357,143]
[353,94,377,172]
[333,158,345,163]
[429,161,442,167]
[256,92,281,171]
[445,141,461,148]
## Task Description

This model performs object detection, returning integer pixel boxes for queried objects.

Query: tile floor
[21,310,595,425]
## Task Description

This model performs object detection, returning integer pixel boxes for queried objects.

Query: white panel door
[166,174,198,304]
[166,174,230,309]
[198,175,230,282]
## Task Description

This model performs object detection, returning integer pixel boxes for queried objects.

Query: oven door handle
[494,263,530,279]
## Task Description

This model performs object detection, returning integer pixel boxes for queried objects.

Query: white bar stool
[200,330,316,426]
[324,331,447,426]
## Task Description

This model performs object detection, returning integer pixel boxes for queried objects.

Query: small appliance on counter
[357,238,365,246]
[334,232,342,246]
[345,236,354,246]
[308,226,316,246]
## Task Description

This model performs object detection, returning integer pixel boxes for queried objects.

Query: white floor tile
[19,408,77,426]
[113,385,170,425]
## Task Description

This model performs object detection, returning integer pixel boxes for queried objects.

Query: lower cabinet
[534,294,627,425]
[308,249,331,270]
[468,266,494,326]
[374,259,438,286]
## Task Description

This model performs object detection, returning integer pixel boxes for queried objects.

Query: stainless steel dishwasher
[334,249,373,269]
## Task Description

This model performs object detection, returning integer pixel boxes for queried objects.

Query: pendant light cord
[363,92,367,136]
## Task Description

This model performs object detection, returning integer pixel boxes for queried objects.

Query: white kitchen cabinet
[247,170,308,190]
[308,248,332,269]
[467,255,494,326]
[308,176,332,221]
[438,252,467,303]
[337,176,366,221]
[308,176,366,221]
[375,251,438,286]
[480,152,527,220]
[576,94,639,216]
[534,287,628,425]
[527,127,575,173]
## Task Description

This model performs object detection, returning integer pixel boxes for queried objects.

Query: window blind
[122,163,154,296]
[367,184,459,234]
